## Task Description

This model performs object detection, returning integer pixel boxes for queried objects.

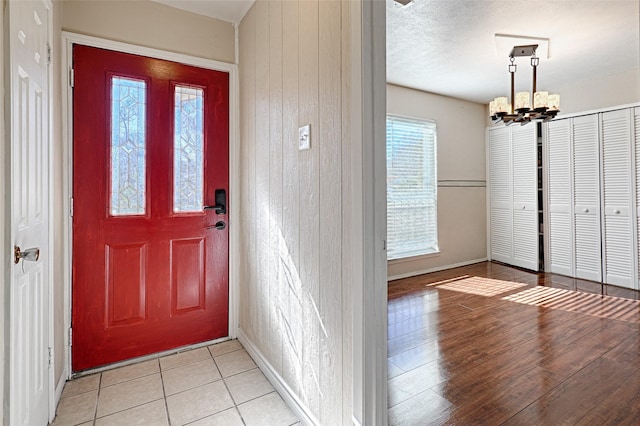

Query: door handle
[14,246,40,264]
[204,189,226,215]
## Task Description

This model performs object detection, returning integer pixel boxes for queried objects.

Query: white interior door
[601,108,635,288]
[546,118,573,276]
[635,107,640,288]
[488,127,512,264]
[511,124,538,271]
[572,114,601,282]
[8,0,51,424]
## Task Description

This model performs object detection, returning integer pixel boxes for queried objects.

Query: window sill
[388,250,441,265]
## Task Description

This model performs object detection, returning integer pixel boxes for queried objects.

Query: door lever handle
[204,204,225,214]
[14,246,40,264]
[204,189,226,214]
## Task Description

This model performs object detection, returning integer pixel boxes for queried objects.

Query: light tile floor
[51,340,300,426]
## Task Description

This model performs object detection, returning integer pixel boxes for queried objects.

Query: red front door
[72,45,229,371]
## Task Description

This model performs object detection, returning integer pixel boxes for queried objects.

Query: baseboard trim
[388,258,488,281]
[54,366,68,410]
[237,329,319,426]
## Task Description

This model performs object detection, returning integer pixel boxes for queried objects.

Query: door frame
[351,1,388,424]
[61,32,240,377]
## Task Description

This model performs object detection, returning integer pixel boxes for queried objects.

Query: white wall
[387,84,487,279]
[556,68,640,115]
[61,0,235,63]
[238,1,354,423]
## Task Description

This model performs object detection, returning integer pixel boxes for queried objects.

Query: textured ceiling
[151,0,639,105]
[387,0,640,104]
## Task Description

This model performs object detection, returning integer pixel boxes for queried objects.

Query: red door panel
[72,45,229,371]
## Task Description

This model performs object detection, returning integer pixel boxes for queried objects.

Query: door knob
[14,246,39,264]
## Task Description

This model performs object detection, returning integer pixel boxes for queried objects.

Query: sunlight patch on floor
[502,286,640,322]
[429,275,528,297]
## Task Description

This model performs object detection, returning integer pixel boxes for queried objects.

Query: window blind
[386,115,438,260]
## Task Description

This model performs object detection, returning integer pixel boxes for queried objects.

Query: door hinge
[48,347,52,367]
[70,197,74,217]
[69,68,74,87]
[69,328,73,347]
[47,43,52,65]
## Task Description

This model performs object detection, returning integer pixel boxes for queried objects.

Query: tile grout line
[100,370,157,389]
[158,358,172,426]
[210,346,248,425]
[92,372,103,425]
[92,398,167,423]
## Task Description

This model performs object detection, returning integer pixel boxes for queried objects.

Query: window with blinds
[386,115,438,260]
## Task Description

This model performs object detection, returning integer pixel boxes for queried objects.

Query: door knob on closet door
[614,209,621,214]
[14,246,39,264]
[583,208,589,213]
[522,205,526,210]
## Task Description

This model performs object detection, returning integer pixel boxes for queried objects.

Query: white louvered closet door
[635,107,640,288]
[546,119,573,276]
[489,127,512,264]
[602,109,636,288]
[573,114,602,282]
[511,125,538,271]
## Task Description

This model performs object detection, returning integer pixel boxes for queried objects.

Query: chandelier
[489,44,560,125]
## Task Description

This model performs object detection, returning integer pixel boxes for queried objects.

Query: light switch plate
[299,124,311,151]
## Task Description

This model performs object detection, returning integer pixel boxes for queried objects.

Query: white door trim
[1,5,5,424]
[350,0,388,425]
[60,31,240,376]
[45,2,56,421]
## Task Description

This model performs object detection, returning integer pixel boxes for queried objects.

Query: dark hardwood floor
[387,261,640,425]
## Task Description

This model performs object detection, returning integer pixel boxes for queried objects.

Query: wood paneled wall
[238,0,352,423]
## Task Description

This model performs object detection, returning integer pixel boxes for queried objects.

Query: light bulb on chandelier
[489,44,560,125]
